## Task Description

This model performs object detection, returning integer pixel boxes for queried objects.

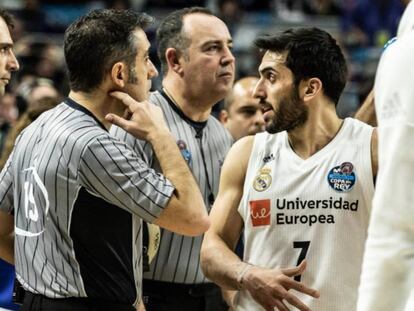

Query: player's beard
[266,84,308,134]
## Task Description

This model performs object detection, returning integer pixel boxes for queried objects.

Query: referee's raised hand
[106,91,169,141]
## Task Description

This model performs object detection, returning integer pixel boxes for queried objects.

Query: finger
[122,109,132,120]
[282,260,306,277]
[273,299,289,311]
[283,292,311,311]
[280,277,319,298]
[105,113,132,130]
[109,91,135,108]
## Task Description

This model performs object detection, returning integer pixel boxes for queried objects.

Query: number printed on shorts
[293,241,310,282]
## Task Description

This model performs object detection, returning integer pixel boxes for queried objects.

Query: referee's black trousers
[143,279,228,311]
[20,291,135,311]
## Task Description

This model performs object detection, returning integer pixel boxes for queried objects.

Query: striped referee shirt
[111,90,233,284]
[0,98,174,305]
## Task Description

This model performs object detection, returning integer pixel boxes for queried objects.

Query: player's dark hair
[64,9,153,92]
[0,8,14,29]
[156,7,212,76]
[255,27,347,106]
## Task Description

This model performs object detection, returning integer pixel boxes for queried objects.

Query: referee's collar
[159,89,207,133]
[64,97,107,131]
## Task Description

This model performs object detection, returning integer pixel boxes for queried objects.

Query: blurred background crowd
[0,0,409,160]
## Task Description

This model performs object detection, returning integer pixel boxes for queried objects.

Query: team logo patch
[327,162,356,192]
[249,199,271,227]
[253,168,272,192]
[177,140,192,165]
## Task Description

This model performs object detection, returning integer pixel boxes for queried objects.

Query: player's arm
[105,91,209,236]
[0,211,14,264]
[200,136,252,289]
[354,89,377,127]
[200,137,319,311]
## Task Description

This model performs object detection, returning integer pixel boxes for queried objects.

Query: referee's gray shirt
[111,90,233,284]
[0,98,175,305]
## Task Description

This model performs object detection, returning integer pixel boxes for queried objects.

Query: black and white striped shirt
[0,98,174,305]
[111,90,233,284]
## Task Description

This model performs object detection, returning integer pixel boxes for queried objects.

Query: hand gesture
[242,261,319,311]
[105,91,169,141]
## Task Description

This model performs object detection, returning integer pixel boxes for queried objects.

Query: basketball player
[357,2,414,310]
[0,9,209,311]
[200,27,378,311]
[112,7,233,311]
[0,8,19,311]
[219,76,265,141]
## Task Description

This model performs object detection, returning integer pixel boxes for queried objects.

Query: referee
[112,7,234,311]
[0,9,208,311]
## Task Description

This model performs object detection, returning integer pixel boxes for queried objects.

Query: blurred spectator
[303,0,342,15]
[105,0,132,9]
[12,0,50,33]
[0,96,59,168]
[219,76,265,140]
[14,39,66,95]
[145,0,205,9]
[217,0,242,34]
[342,0,406,48]
[15,77,59,115]
[240,0,272,11]
[0,92,17,154]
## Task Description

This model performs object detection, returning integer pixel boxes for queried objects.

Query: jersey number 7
[293,241,310,281]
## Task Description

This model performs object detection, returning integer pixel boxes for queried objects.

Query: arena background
[0,0,409,310]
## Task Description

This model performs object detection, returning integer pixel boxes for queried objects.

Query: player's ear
[301,78,322,103]
[218,109,229,125]
[111,62,127,88]
[165,48,184,75]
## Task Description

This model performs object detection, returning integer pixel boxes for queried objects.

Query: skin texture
[0,17,18,96]
[162,13,235,121]
[220,76,265,140]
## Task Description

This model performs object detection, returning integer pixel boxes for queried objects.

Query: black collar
[64,97,107,131]
[159,89,207,135]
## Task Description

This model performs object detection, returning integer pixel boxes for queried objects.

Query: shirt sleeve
[0,150,15,214]
[110,125,154,166]
[78,134,174,223]
[357,33,414,311]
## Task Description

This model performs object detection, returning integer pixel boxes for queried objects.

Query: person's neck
[68,90,115,130]
[287,104,343,160]
[162,79,214,122]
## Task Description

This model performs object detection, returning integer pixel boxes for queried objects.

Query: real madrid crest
[253,168,272,192]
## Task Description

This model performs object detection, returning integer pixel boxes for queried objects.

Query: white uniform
[236,118,374,311]
[357,2,414,310]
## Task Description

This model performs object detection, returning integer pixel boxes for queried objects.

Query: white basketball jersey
[235,118,374,311]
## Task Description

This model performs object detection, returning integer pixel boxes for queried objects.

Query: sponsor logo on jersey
[249,199,271,226]
[253,168,272,192]
[327,162,356,192]
[263,154,275,163]
[176,140,192,165]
